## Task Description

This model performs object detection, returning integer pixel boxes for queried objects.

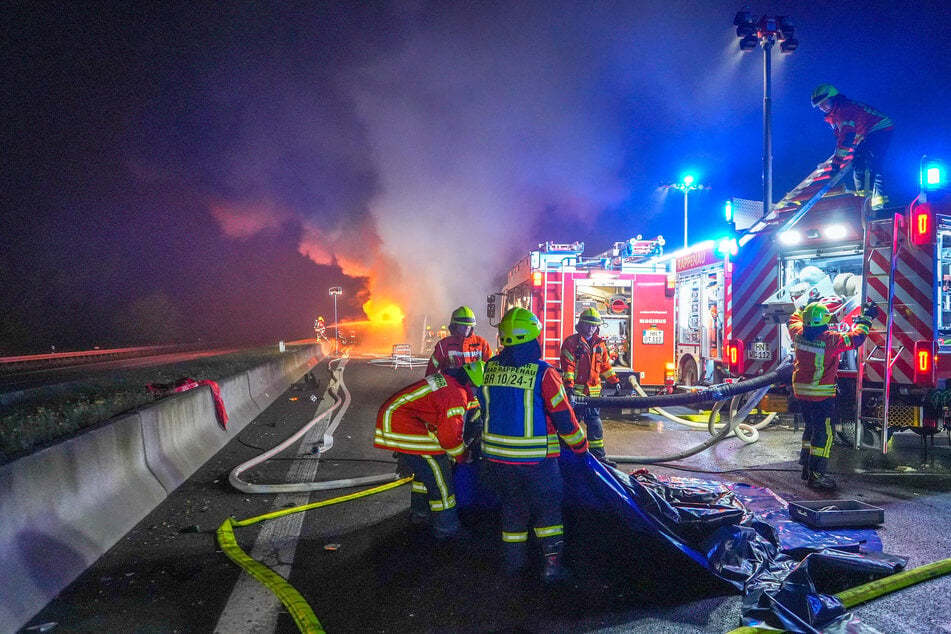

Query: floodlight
[740,34,758,51]
[780,38,799,54]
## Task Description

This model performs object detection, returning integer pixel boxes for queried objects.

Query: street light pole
[763,35,773,219]
[661,174,709,248]
[329,286,342,355]
[733,11,797,219]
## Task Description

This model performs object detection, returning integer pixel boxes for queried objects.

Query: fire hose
[574,357,793,464]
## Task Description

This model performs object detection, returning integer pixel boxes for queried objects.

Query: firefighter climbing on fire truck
[811,84,894,209]
[560,307,623,468]
[427,306,493,375]
[788,300,878,490]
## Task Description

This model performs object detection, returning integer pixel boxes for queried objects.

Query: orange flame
[341,298,405,354]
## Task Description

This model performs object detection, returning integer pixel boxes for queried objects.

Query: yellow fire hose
[217,476,413,634]
[725,555,951,633]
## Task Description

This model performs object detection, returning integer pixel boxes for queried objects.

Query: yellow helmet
[450,306,477,326]
[802,302,831,327]
[811,84,838,108]
[498,308,541,346]
[462,360,485,387]
[577,307,603,326]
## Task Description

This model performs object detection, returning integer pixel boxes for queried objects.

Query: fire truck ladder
[853,211,904,454]
[541,271,564,361]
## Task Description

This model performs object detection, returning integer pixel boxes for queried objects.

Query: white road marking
[215,357,350,633]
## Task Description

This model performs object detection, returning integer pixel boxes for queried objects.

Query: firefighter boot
[503,541,528,576]
[799,448,810,481]
[808,471,837,490]
[542,541,572,585]
[432,508,470,542]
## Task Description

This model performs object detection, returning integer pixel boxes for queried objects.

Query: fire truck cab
[495,236,675,388]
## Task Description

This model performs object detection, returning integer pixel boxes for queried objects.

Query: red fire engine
[716,156,951,451]
[494,236,675,387]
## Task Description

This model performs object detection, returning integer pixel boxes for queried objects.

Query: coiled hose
[576,358,793,464]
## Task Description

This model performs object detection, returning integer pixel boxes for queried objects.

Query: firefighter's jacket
[788,311,871,401]
[824,96,894,169]
[374,373,475,462]
[426,334,493,375]
[559,332,619,396]
[478,358,588,464]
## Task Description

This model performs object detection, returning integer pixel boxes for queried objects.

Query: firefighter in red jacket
[373,363,483,539]
[788,300,877,490]
[560,307,622,468]
[477,307,588,582]
[811,84,894,209]
[426,306,493,375]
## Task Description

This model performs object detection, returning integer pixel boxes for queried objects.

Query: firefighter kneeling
[373,362,483,540]
[788,300,878,490]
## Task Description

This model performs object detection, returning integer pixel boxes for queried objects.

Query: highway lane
[22,354,951,633]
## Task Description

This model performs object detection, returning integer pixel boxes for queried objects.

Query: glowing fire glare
[357,299,407,353]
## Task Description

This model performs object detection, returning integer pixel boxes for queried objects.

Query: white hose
[628,377,775,443]
[229,354,397,494]
[607,383,777,464]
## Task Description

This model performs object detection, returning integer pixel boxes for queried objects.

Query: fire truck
[713,155,951,451]
[492,236,675,388]
[672,238,737,386]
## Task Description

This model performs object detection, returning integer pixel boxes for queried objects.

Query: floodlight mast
[733,9,798,219]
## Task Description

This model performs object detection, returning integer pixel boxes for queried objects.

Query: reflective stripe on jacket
[426,334,493,374]
[788,310,870,401]
[559,332,618,396]
[825,96,894,167]
[479,358,586,464]
[374,373,469,460]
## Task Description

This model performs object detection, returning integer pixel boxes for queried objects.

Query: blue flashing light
[724,200,733,223]
[714,237,738,258]
[921,157,948,192]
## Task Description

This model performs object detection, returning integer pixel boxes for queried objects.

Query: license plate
[748,342,771,360]
[642,329,664,345]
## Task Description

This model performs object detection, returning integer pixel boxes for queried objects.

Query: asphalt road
[22,354,951,633]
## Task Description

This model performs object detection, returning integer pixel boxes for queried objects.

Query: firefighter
[426,306,493,375]
[373,362,483,540]
[811,84,894,209]
[788,300,878,490]
[424,325,437,352]
[560,307,623,468]
[436,324,450,339]
[478,307,588,583]
[314,316,328,342]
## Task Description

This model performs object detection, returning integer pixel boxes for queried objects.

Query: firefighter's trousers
[852,128,893,199]
[487,458,565,572]
[399,453,462,537]
[573,403,606,460]
[799,398,836,477]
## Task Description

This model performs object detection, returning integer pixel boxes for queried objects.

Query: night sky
[2,1,949,354]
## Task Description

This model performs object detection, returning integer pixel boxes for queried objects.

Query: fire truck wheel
[680,359,698,387]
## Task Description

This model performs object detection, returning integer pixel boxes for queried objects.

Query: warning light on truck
[909,202,935,246]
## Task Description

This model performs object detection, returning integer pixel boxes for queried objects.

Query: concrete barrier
[218,372,261,437]
[0,344,322,632]
[140,385,232,493]
[0,412,167,631]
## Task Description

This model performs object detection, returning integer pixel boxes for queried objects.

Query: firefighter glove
[862,302,880,320]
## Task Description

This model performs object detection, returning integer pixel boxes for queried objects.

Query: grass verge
[0,347,292,465]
